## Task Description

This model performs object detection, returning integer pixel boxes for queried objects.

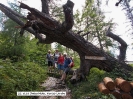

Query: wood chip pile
[98,77,133,99]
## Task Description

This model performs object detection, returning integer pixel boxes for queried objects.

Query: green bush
[0,59,47,99]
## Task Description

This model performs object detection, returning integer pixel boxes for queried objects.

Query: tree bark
[106,26,127,61]
[41,0,49,14]
[0,0,133,78]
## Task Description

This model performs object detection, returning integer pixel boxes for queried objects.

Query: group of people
[46,49,74,84]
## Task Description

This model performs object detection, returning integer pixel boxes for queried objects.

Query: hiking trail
[38,77,72,99]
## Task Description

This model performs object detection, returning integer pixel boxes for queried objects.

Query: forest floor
[38,76,72,99]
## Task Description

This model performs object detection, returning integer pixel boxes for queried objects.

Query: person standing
[53,49,60,68]
[46,50,53,73]
[57,53,64,75]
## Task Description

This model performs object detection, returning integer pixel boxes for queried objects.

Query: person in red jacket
[57,53,64,74]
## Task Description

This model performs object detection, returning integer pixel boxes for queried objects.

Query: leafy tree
[28,38,51,66]
[0,0,27,61]
[80,0,114,51]
[0,16,30,61]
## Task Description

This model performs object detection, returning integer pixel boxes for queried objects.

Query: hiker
[57,53,73,84]
[53,49,60,68]
[57,52,65,75]
[46,50,54,73]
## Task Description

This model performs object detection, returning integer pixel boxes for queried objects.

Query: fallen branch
[106,26,127,61]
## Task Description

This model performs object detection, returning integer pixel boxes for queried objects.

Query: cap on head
[63,53,67,56]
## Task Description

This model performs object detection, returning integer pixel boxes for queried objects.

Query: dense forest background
[0,0,133,99]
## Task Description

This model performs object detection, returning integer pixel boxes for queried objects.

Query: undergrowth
[0,58,133,99]
[68,67,133,99]
[0,59,47,99]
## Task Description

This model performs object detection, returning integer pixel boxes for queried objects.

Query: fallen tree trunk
[0,0,133,78]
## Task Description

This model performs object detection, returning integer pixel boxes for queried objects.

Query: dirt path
[38,77,72,99]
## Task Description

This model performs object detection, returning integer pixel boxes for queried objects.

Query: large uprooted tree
[0,0,133,78]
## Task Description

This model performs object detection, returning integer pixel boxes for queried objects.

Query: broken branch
[106,26,127,61]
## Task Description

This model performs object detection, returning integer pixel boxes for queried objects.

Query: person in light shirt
[53,49,60,68]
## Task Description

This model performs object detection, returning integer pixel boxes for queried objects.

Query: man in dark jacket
[57,53,73,84]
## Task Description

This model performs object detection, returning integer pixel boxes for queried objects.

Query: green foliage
[0,15,30,61]
[68,67,132,99]
[107,64,133,81]
[54,43,65,53]
[49,0,64,22]
[0,1,31,62]
[100,94,116,99]
[73,0,115,51]
[28,39,51,67]
[130,64,133,67]
[71,53,80,69]
[0,59,47,99]
[68,68,105,99]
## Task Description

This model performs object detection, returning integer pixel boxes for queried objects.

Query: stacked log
[131,82,133,97]
[103,77,115,90]
[98,82,110,94]
[98,77,133,99]
[111,88,121,99]
[115,78,131,92]
[121,92,132,99]
[131,82,133,88]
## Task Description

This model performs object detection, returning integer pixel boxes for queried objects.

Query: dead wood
[0,0,133,78]
[106,26,127,61]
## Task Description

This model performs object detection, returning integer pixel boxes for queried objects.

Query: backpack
[70,62,74,68]
[70,57,74,68]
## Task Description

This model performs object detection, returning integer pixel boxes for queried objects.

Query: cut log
[115,78,132,92]
[130,82,133,89]
[111,88,121,99]
[103,77,115,90]
[98,82,110,94]
[130,89,133,97]
[130,82,133,97]
[121,93,133,99]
